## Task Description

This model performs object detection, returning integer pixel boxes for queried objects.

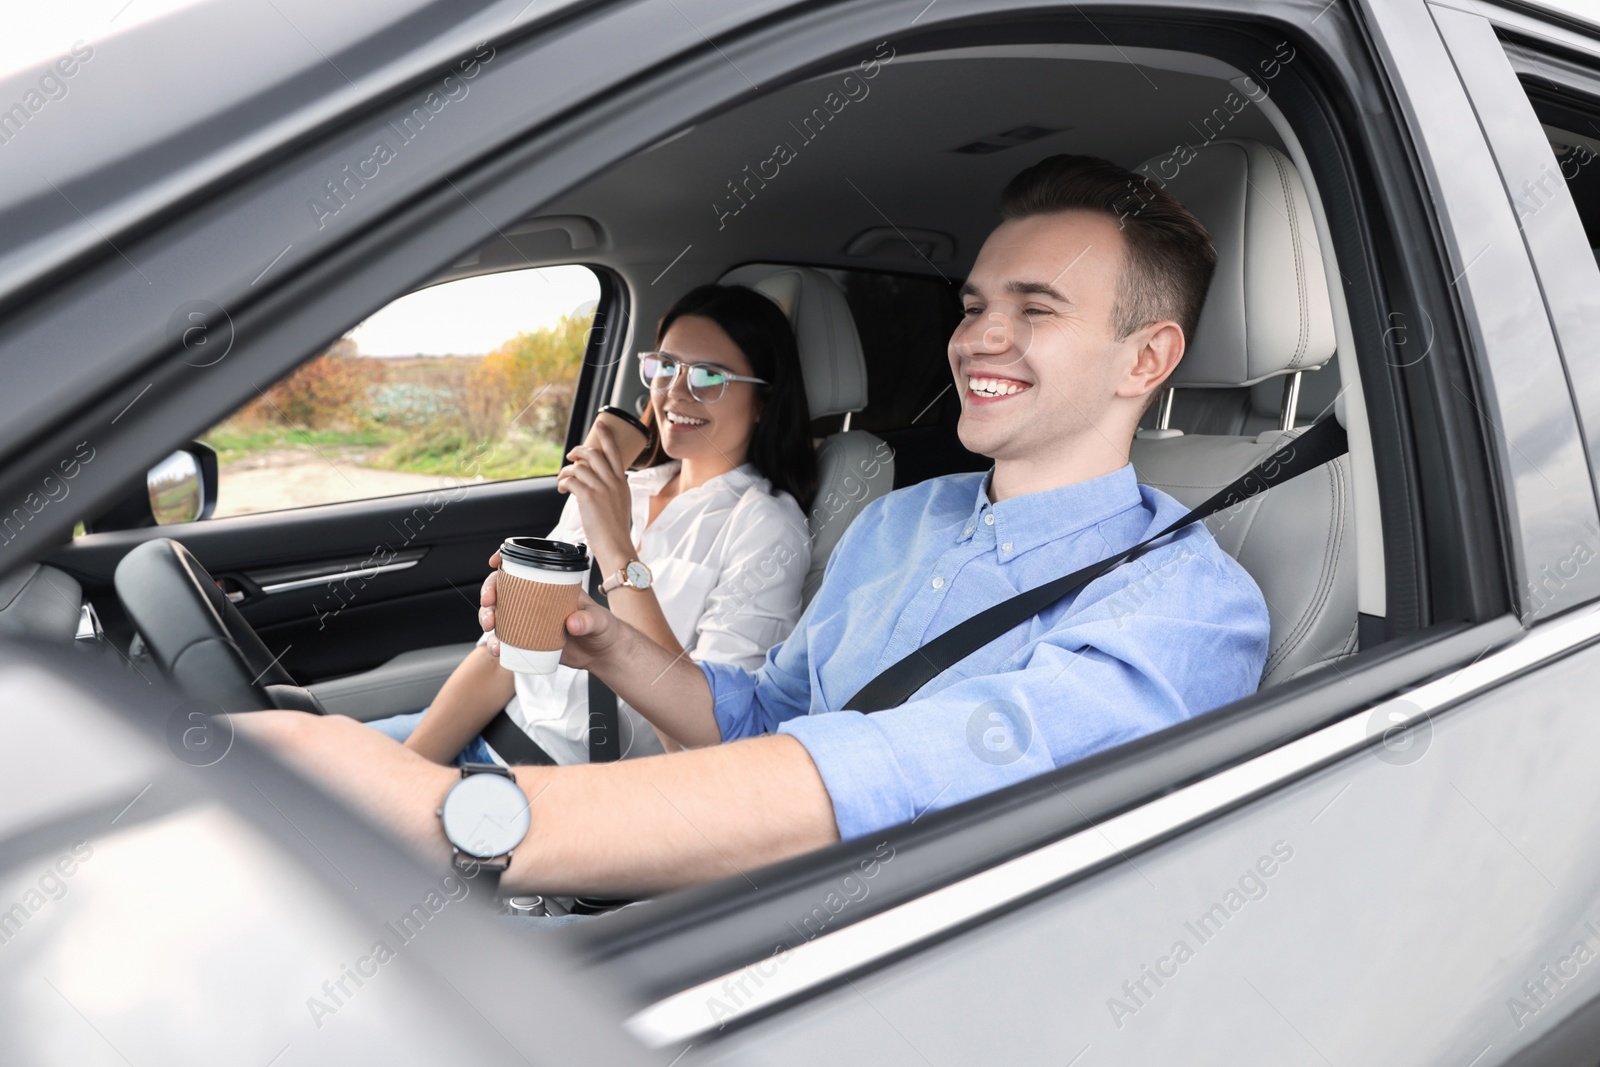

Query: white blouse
[482,460,811,763]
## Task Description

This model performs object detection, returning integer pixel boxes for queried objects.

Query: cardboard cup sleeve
[494,569,582,652]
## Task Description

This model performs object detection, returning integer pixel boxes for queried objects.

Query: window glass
[200,266,599,517]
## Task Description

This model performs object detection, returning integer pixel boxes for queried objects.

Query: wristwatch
[600,558,653,594]
[437,763,531,894]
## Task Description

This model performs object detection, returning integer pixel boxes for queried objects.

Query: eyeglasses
[638,352,768,404]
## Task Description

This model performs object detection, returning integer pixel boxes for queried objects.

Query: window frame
[1495,32,1600,509]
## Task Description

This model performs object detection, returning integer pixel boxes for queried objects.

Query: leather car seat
[719,265,894,606]
[1129,139,1358,686]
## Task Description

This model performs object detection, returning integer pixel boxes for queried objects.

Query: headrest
[717,265,868,418]
[1135,140,1336,387]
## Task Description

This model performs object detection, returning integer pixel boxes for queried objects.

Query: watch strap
[601,558,650,593]
[460,761,515,780]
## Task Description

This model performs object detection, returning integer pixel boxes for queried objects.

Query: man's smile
[965,372,1035,404]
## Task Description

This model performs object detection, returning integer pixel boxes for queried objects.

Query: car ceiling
[439,49,1284,314]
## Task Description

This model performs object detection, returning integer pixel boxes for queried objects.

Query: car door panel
[48,476,566,682]
[696,626,1600,1065]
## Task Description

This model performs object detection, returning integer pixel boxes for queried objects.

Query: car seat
[1129,139,1358,686]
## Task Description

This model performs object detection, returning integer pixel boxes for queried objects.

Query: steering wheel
[114,537,325,714]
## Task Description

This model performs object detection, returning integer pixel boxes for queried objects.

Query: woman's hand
[479,553,620,667]
[557,421,633,569]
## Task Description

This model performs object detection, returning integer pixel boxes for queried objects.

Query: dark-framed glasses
[638,352,767,403]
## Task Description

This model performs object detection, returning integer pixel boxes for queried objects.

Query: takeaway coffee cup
[586,405,652,471]
[494,537,591,673]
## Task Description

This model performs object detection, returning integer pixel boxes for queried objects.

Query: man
[242,155,1270,896]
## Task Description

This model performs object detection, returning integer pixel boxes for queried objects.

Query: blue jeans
[366,708,497,766]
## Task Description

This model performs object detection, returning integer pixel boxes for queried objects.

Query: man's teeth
[968,377,1030,397]
[667,411,708,426]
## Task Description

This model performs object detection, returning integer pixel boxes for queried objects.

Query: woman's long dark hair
[636,284,817,515]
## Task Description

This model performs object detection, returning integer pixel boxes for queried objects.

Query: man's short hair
[999,154,1217,345]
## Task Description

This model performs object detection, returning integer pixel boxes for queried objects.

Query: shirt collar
[628,460,765,499]
[629,460,682,496]
[961,464,1143,559]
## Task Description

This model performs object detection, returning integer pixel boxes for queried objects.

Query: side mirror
[83,442,218,534]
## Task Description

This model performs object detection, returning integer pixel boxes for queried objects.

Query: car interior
[21,38,1411,895]
[289,45,1377,718]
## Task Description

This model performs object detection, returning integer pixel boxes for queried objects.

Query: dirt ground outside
[214,447,486,517]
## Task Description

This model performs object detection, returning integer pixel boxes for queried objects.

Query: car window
[197,265,599,518]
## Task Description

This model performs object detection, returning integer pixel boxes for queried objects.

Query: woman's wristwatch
[601,558,652,594]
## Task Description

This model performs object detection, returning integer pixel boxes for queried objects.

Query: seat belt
[844,417,1350,713]
[481,560,622,765]
[586,562,622,762]
[481,708,558,765]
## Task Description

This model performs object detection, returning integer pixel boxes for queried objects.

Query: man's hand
[479,549,621,668]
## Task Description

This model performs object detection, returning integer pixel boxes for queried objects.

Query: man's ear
[1117,320,1186,401]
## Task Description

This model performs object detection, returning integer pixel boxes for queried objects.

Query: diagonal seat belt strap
[482,709,558,765]
[843,417,1349,713]
[586,561,622,762]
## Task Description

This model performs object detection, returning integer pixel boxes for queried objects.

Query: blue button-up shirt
[700,464,1270,840]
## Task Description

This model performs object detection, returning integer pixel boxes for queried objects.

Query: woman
[370,284,817,764]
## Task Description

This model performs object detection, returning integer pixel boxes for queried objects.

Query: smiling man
[243,155,1269,896]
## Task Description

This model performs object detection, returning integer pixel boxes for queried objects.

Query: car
[4,0,1600,1062]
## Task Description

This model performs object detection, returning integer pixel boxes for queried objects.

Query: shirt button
[932,576,945,589]
[1002,541,1013,553]
[984,514,995,526]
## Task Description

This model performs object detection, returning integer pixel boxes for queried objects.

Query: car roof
[0,0,587,304]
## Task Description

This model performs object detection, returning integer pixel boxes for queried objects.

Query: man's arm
[239,711,839,895]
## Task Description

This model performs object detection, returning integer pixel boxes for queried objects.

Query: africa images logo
[967,699,1033,766]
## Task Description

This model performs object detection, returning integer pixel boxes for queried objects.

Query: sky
[347,265,601,358]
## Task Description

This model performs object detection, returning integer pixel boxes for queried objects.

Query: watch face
[626,560,651,588]
[440,773,531,859]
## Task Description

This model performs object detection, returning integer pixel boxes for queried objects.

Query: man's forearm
[241,713,839,896]
[497,733,837,894]
[585,617,723,748]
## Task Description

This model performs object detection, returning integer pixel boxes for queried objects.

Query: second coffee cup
[586,405,652,471]
[494,537,591,673]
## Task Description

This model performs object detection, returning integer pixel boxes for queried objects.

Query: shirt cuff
[701,660,759,741]
[778,712,915,841]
